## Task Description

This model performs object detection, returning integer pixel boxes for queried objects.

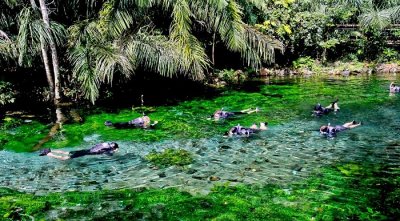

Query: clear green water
[1,75,400,220]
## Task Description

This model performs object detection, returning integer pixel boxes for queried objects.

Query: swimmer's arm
[104,151,114,156]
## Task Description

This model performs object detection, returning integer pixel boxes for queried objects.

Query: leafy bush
[292,56,315,70]
[145,148,193,167]
[0,117,22,130]
[0,81,16,105]
[216,69,247,85]
[379,48,399,62]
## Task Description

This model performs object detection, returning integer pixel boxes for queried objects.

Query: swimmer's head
[109,142,119,150]
[259,122,268,130]
[142,116,150,125]
[104,121,113,126]
[320,125,328,133]
[250,123,258,129]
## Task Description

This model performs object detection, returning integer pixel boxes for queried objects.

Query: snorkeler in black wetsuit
[39,142,119,160]
[105,115,158,129]
[225,122,268,137]
[313,99,339,116]
[319,121,361,137]
[211,107,259,120]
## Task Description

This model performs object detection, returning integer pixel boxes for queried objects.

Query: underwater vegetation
[0,75,396,152]
[1,75,400,220]
[1,163,399,220]
[146,148,194,168]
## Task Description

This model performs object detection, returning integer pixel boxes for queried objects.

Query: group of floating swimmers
[39,82,399,160]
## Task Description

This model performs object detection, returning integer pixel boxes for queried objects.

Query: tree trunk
[212,31,216,67]
[40,38,55,101]
[321,48,327,64]
[38,0,62,106]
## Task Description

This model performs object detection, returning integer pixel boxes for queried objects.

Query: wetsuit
[313,104,331,116]
[390,85,400,93]
[229,125,258,136]
[105,116,150,128]
[322,125,348,137]
[213,110,236,120]
[69,142,118,158]
[313,99,338,116]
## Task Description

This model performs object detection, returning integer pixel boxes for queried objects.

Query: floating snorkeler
[105,94,158,129]
[313,99,340,116]
[319,121,361,137]
[210,107,260,120]
[39,142,119,160]
[225,122,268,137]
[104,114,158,129]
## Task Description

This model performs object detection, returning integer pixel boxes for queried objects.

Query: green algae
[146,148,194,168]
[0,120,49,152]
[1,75,397,152]
[1,163,398,220]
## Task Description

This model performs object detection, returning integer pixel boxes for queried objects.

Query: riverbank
[254,61,399,78]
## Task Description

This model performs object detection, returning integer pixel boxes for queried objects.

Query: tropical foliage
[1,0,284,104]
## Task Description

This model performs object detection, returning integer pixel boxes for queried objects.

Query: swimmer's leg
[52,150,70,155]
[47,153,71,160]
[245,107,260,114]
[238,107,260,114]
[149,121,159,128]
[325,99,339,111]
[343,121,361,129]
[240,108,253,112]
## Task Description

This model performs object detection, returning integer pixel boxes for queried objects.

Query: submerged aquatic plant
[1,75,398,151]
[145,148,194,167]
[0,163,398,220]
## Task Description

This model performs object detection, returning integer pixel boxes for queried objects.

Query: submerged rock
[209,176,221,181]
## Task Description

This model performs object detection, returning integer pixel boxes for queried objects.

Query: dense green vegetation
[1,163,399,220]
[146,148,193,167]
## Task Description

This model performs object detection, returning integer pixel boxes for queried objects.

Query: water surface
[1,75,399,196]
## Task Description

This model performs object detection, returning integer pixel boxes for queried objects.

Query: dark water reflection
[1,75,400,195]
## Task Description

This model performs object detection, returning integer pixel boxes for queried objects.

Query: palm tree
[38,0,63,105]
[69,0,283,103]
[0,0,20,61]
[356,1,400,30]
[304,0,400,30]
[1,1,67,124]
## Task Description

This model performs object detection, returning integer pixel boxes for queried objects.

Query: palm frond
[170,0,209,79]
[218,0,246,51]
[127,29,208,79]
[68,20,100,47]
[387,5,400,23]
[359,6,392,29]
[242,25,283,67]
[94,41,134,83]
[69,45,100,103]
[0,39,18,61]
